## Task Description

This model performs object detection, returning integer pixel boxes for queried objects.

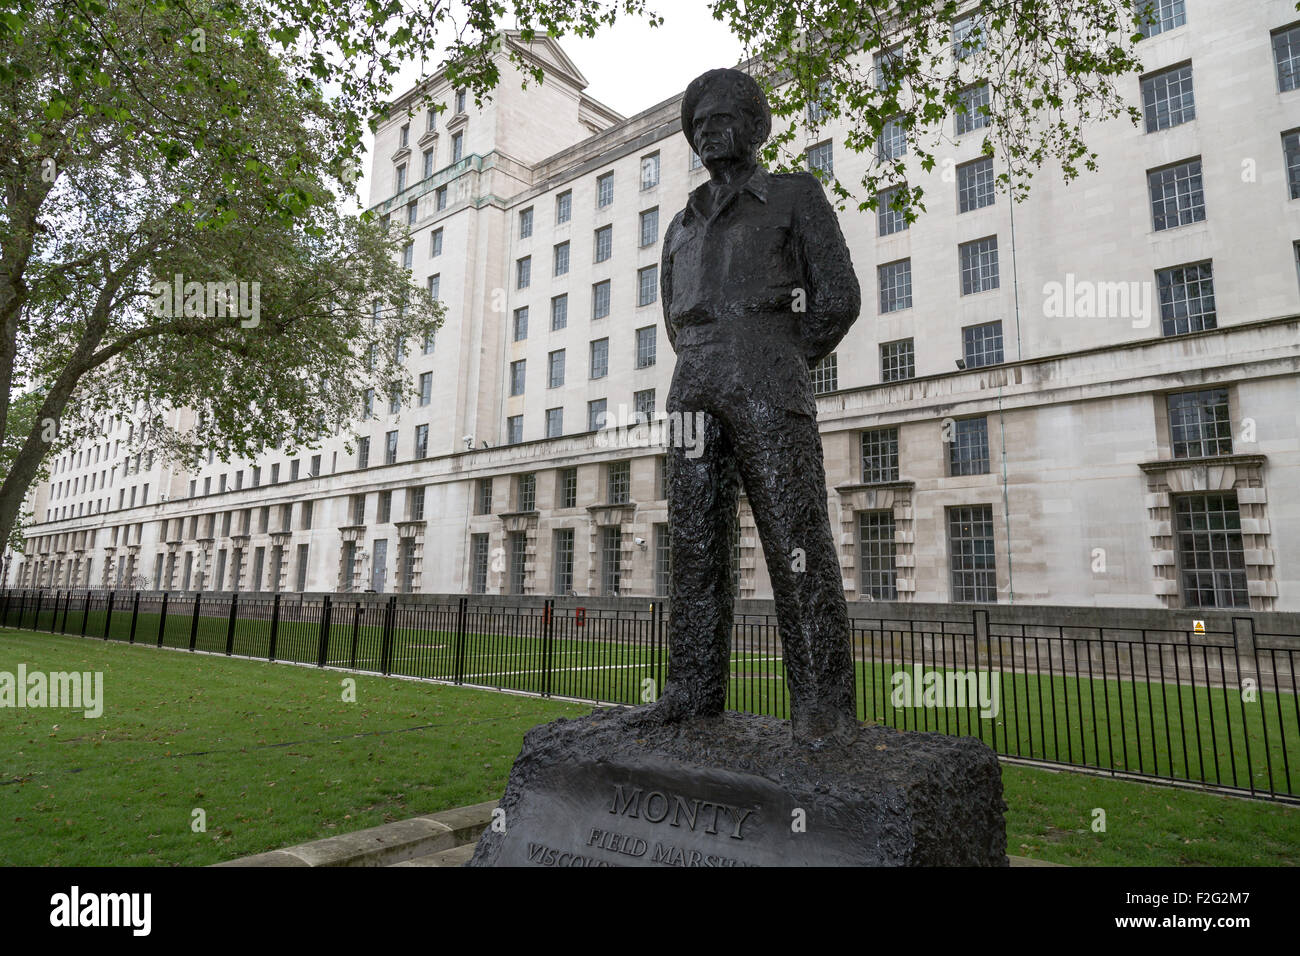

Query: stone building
[10,0,1300,611]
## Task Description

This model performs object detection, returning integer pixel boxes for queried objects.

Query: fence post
[189,594,202,651]
[655,601,664,701]
[1232,616,1259,797]
[542,599,554,698]
[0,588,7,627]
[103,590,115,640]
[157,592,169,647]
[349,602,360,669]
[33,589,44,632]
[316,595,332,667]
[454,596,467,685]
[972,607,991,748]
[379,595,396,675]
[129,591,140,644]
[268,593,281,662]
[225,593,238,656]
[80,591,90,636]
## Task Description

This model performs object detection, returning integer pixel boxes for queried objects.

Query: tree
[0,0,440,550]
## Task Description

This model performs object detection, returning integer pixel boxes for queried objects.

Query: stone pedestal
[468,708,1008,867]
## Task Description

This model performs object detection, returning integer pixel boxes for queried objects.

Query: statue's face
[691,88,755,166]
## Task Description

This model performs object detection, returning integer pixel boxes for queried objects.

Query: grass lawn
[23,601,1299,798]
[1,628,1296,866]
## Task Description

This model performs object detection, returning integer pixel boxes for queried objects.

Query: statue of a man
[640,68,862,744]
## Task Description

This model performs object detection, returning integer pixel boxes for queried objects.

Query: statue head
[681,68,771,169]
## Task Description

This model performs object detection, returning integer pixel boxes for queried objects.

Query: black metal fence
[2,588,1297,803]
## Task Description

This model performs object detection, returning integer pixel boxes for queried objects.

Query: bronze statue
[639,68,862,745]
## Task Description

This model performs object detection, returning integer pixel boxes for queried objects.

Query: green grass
[1,628,1297,866]
[17,603,1300,797]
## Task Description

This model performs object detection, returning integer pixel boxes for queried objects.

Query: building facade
[10,0,1300,611]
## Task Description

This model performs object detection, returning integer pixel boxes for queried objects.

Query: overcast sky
[353,0,746,211]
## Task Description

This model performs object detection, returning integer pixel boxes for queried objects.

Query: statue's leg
[731,405,857,744]
[633,409,739,724]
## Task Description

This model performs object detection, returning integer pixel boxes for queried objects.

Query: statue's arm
[660,210,684,352]
[794,173,861,364]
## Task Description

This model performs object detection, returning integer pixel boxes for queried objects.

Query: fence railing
[2,588,1297,802]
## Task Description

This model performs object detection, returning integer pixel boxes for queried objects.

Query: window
[516,256,531,289]
[426,107,436,132]
[406,202,417,226]
[607,461,631,505]
[590,337,609,379]
[554,241,570,276]
[510,359,527,396]
[471,534,489,594]
[877,117,907,162]
[423,149,434,179]
[877,185,909,236]
[1283,131,1300,199]
[690,150,703,170]
[1275,23,1300,92]
[633,388,656,422]
[636,326,657,368]
[874,46,902,90]
[641,153,661,190]
[395,163,406,193]
[252,465,261,487]
[1157,261,1216,335]
[957,156,995,212]
[601,527,622,595]
[389,384,400,414]
[351,493,366,525]
[415,424,429,459]
[949,418,990,476]
[654,523,670,597]
[408,486,425,521]
[639,208,659,248]
[948,505,997,603]
[1175,493,1248,608]
[952,11,986,59]
[861,428,900,483]
[878,259,912,313]
[588,399,607,432]
[302,500,314,528]
[955,84,990,135]
[1148,158,1204,231]
[559,467,578,508]
[1136,0,1185,39]
[519,207,534,238]
[637,265,658,306]
[1142,63,1195,132]
[517,473,536,512]
[451,131,464,163]
[431,228,443,256]
[806,77,832,124]
[378,490,393,523]
[592,280,611,319]
[398,123,409,149]
[548,349,566,388]
[810,353,838,394]
[881,339,915,381]
[419,372,432,406]
[436,186,447,210]
[597,172,614,207]
[506,415,523,445]
[455,89,466,113]
[545,407,563,438]
[859,511,898,599]
[553,528,575,595]
[551,294,568,331]
[556,190,572,223]
[806,141,834,178]
[594,225,613,263]
[959,236,999,294]
[427,273,440,301]
[385,430,398,464]
[1168,388,1232,459]
[357,436,370,469]
[475,478,493,515]
[963,321,1004,368]
[402,242,413,270]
